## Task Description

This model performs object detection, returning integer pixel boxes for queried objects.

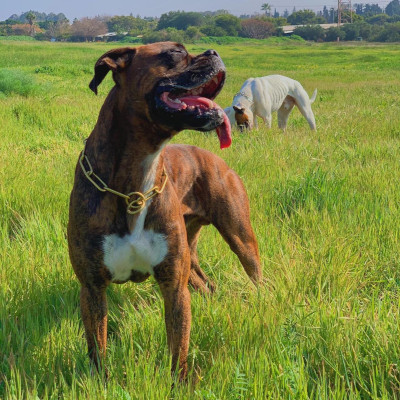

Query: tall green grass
[1,40,400,399]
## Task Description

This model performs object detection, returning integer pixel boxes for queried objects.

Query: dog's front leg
[156,255,192,382]
[80,284,108,375]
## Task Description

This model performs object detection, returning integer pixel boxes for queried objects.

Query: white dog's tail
[310,89,318,104]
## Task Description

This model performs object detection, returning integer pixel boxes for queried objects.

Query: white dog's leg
[292,88,317,130]
[297,105,316,130]
[259,115,271,129]
[278,97,295,130]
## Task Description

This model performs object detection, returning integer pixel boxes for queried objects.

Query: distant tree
[283,9,289,18]
[364,4,383,16]
[185,26,204,41]
[157,11,204,30]
[386,0,400,16]
[25,11,36,36]
[324,26,345,41]
[214,14,241,36]
[240,18,275,38]
[374,21,400,40]
[261,3,272,17]
[273,9,280,18]
[323,6,330,20]
[293,25,325,41]
[200,24,227,37]
[108,15,149,34]
[341,23,359,39]
[329,8,336,23]
[70,17,107,41]
[11,23,43,36]
[142,27,185,44]
[47,19,70,39]
[263,16,287,26]
[365,13,390,24]
[287,10,325,25]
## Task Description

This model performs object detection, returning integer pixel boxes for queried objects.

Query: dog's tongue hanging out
[161,93,232,149]
[182,96,232,149]
[215,109,232,149]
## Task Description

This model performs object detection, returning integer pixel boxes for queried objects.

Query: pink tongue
[178,95,232,150]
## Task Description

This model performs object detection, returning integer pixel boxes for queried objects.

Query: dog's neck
[85,90,170,194]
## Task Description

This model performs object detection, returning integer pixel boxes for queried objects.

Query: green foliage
[107,15,150,35]
[0,35,35,41]
[0,69,41,96]
[142,27,185,44]
[293,25,326,41]
[7,10,68,23]
[385,0,400,16]
[324,27,346,41]
[287,9,326,25]
[366,13,391,24]
[214,14,241,37]
[157,11,205,30]
[374,21,400,41]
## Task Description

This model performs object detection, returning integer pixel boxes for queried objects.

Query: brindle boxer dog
[68,42,262,382]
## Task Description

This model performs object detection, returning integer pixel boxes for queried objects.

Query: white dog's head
[233,105,254,131]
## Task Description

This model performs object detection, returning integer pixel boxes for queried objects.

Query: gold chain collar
[78,140,168,215]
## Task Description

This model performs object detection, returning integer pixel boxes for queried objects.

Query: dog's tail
[310,89,318,104]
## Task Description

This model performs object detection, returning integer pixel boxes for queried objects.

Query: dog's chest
[101,151,168,282]
[102,217,168,282]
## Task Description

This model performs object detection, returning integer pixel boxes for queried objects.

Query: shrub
[324,27,346,41]
[240,18,276,39]
[0,69,40,97]
[293,25,325,41]
[142,28,185,44]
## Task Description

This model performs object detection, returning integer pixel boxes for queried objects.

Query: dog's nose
[204,50,219,57]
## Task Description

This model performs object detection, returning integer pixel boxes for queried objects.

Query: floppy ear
[89,47,137,95]
[233,106,245,114]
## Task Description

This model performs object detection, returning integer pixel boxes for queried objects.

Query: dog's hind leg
[212,178,262,285]
[293,92,317,130]
[278,96,295,130]
[186,217,216,294]
[80,284,108,375]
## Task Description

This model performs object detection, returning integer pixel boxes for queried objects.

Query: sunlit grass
[1,40,400,399]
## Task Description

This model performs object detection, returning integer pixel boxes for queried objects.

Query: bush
[293,25,325,41]
[185,26,204,41]
[240,18,275,39]
[373,21,400,41]
[142,28,185,44]
[200,25,228,37]
[118,36,143,44]
[0,69,40,97]
[0,35,35,41]
[324,27,346,41]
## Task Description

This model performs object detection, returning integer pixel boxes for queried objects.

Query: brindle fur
[68,42,262,382]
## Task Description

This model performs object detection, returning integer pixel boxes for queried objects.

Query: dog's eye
[160,49,187,68]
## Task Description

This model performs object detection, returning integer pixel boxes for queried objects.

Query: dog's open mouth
[155,70,232,149]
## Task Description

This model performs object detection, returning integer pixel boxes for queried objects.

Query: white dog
[224,75,317,131]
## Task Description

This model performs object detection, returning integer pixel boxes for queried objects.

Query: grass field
[1,39,400,399]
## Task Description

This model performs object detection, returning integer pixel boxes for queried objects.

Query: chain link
[78,141,168,215]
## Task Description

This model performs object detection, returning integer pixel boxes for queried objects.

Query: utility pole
[337,0,353,26]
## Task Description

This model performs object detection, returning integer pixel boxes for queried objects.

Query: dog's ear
[233,106,245,114]
[89,47,137,95]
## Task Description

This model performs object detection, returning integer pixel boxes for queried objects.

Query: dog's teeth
[213,77,219,85]
[170,97,182,104]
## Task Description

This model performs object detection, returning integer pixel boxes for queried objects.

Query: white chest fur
[103,225,168,281]
[102,148,168,282]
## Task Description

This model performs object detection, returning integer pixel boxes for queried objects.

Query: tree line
[1,1,400,43]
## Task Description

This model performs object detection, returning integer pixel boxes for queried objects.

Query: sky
[1,0,346,21]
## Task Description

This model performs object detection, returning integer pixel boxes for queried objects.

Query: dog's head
[89,42,231,149]
[233,105,253,131]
